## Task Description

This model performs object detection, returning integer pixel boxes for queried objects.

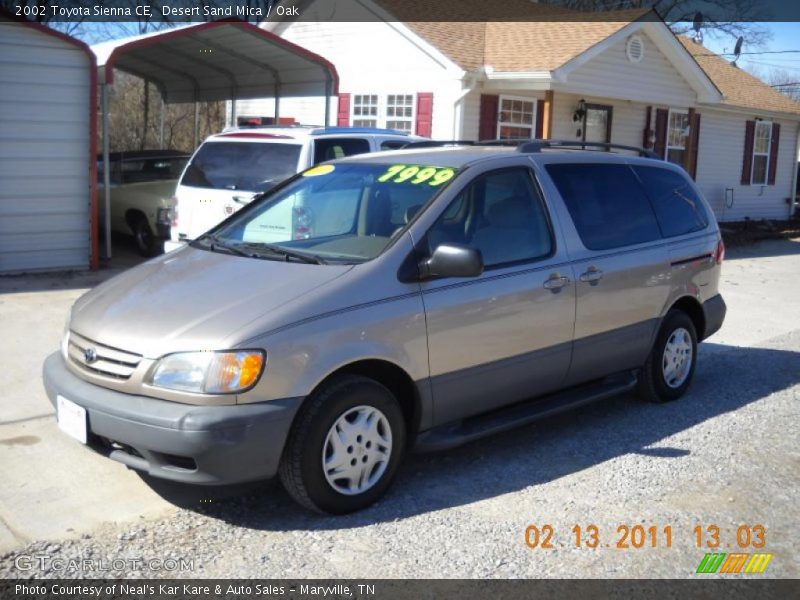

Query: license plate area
[57,395,87,444]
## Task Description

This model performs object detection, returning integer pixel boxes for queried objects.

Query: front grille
[67,332,142,381]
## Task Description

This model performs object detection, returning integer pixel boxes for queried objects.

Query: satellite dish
[732,36,744,67]
[692,12,703,44]
[693,12,703,32]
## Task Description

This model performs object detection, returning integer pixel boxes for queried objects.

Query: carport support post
[324,79,331,126]
[159,98,165,147]
[193,102,199,149]
[102,84,112,261]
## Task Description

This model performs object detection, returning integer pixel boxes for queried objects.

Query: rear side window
[546,163,661,250]
[380,140,408,151]
[633,166,709,237]
[313,138,370,164]
[181,142,302,192]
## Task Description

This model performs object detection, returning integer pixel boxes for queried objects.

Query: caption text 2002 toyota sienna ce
[44,140,726,514]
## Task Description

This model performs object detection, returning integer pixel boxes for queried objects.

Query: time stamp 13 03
[524,524,767,550]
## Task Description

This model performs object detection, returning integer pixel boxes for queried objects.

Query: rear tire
[637,310,697,403]
[130,215,159,257]
[279,375,406,514]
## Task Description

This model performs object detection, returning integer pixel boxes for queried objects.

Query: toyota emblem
[84,347,98,363]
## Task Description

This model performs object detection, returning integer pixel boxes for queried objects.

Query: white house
[235,0,800,222]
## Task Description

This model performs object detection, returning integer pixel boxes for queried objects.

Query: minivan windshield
[200,162,459,263]
[181,141,302,192]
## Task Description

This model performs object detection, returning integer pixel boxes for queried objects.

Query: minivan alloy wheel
[662,327,693,388]
[323,405,392,495]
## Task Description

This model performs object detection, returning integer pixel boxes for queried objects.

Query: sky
[703,23,800,83]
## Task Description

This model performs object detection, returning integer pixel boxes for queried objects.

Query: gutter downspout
[453,72,477,139]
[102,83,112,261]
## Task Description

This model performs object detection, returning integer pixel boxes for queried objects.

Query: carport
[92,20,339,260]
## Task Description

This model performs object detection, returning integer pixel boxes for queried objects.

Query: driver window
[426,167,552,268]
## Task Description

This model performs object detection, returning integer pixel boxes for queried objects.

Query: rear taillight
[170,196,179,227]
[714,239,725,264]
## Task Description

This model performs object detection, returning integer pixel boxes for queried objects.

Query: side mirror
[418,243,484,280]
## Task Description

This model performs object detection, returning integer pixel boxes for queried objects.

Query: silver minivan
[44,141,726,514]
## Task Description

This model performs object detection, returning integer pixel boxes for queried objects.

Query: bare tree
[543,0,772,48]
[763,70,800,102]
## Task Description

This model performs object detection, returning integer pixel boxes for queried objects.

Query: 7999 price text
[524,524,766,549]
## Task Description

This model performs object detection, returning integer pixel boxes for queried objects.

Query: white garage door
[0,22,92,273]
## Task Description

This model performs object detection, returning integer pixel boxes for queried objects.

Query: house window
[497,96,536,139]
[385,94,414,132]
[352,94,379,127]
[665,109,689,165]
[352,94,415,131]
[751,121,772,185]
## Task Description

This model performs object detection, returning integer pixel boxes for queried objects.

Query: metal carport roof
[91,19,339,260]
[92,19,339,104]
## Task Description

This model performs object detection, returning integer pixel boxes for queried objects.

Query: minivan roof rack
[401,140,475,149]
[309,127,410,136]
[515,139,659,159]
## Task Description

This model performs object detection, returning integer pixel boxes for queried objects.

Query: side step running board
[413,372,638,452]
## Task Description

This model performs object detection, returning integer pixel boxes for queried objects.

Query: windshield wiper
[201,235,253,258]
[240,242,326,265]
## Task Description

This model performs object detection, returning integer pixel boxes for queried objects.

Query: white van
[169,126,421,244]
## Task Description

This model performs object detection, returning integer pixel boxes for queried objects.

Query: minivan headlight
[149,351,265,394]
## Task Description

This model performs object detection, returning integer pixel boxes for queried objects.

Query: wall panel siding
[239,19,461,138]
[695,110,797,221]
[0,23,91,273]
[551,92,647,149]
[562,32,696,107]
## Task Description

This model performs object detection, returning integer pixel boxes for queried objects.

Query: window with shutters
[351,94,415,131]
[352,94,379,127]
[751,121,772,185]
[385,94,414,132]
[497,96,536,139]
[665,109,689,165]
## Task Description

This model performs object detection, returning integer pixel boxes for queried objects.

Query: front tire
[637,310,698,403]
[279,375,406,514]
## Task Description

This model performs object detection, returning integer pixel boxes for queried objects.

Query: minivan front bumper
[42,352,301,485]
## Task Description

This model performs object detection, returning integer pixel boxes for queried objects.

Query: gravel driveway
[2,238,798,579]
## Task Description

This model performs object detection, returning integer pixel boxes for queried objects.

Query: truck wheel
[131,216,159,257]
[637,310,698,403]
[279,375,406,514]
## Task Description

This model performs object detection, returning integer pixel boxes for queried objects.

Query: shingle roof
[678,36,800,115]
[373,0,650,71]
[373,0,800,117]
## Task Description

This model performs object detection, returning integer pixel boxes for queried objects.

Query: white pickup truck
[97,150,189,256]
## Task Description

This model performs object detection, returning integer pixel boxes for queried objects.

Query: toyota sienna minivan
[44,141,726,514]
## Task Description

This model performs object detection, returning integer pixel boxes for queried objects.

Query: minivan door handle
[579,267,604,285]
[543,273,570,291]
[232,194,256,205]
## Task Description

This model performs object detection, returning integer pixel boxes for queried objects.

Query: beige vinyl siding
[551,92,647,148]
[562,32,696,107]
[0,23,91,273]
[695,110,798,221]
